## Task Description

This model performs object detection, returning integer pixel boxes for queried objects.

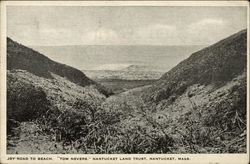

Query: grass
[7,70,247,154]
[6,30,247,154]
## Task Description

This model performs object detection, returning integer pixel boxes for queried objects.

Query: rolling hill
[7,38,94,87]
[146,29,247,102]
[6,29,247,154]
[7,38,112,122]
[135,29,247,153]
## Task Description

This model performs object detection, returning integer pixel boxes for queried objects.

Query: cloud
[185,18,227,45]
[189,18,224,29]
[134,24,178,45]
[39,28,71,36]
[8,24,76,46]
[7,17,241,46]
[82,25,178,45]
[137,24,176,39]
[83,28,118,45]
[37,28,74,44]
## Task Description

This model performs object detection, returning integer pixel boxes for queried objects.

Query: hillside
[147,29,247,102]
[7,29,247,154]
[7,38,111,144]
[7,38,112,97]
[8,38,95,87]
[135,29,247,153]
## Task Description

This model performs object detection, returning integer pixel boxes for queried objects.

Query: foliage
[7,74,50,122]
[6,30,247,154]
[7,37,111,97]
[146,29,247,102]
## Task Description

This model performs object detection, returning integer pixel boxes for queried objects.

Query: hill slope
[147,29,247,102]
[7,38,115,154]
[95,29,247,153]
[7,38,111,122]
[6,29,247,154]
[7,38,96,87]
[134,29,247,153]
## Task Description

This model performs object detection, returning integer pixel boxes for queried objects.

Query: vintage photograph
[5,3,248,156]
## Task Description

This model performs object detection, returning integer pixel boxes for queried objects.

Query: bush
[7,76,50,122]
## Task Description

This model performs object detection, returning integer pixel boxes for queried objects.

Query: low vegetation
[147,29,247,102]
[7,29,247,154]
[7,72,246,153]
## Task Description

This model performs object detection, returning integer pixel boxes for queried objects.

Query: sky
[7,6,247,46]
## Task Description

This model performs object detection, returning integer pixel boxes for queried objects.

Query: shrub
[7,76,50,122]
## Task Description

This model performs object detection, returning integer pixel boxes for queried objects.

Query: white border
[0,1,249,164]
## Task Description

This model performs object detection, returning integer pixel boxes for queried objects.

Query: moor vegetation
[147,29,247,102]
[7,29,247,154]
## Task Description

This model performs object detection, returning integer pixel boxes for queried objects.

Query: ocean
[31,45,206,72]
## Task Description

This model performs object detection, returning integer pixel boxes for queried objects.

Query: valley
[83,69,162,93]
[6,29,247,154]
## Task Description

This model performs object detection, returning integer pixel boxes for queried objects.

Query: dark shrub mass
[7,74,50,121]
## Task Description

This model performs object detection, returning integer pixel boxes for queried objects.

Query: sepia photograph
[0,1,249,163]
